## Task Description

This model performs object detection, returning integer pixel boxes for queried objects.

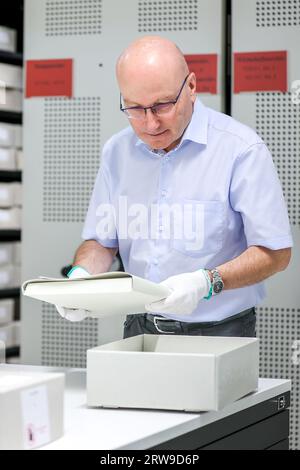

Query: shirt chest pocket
[172,199,225,258]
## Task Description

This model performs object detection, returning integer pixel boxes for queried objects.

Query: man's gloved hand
[145,270,212,316]
[55,305,91,322]
[56,265,92,322]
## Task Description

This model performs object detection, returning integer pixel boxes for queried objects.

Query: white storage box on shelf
[0,63,23,90]
[0,367,64,450]
[0,147,16,170]
[0,299,14,325]
[0,123,15,147]
[0,207,21,229]
[0,243,13,265]
[0,264,21,288]
[0,26,16,53]
[0,183,17,207]
[0,321,20,348]
[0,323,15,348]
[87,334,259,412]
[0,89,22,113]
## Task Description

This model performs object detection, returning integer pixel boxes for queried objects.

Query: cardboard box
[87,334,259,411]
[0,368,64,449]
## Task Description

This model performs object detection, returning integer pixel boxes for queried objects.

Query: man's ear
[188,72,197,101]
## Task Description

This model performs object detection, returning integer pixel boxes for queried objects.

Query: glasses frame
[120,73,190,120]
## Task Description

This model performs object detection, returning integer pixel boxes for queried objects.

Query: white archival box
[87,334,259,412]
[22,272,170,316]
[0,368,64,450]
[0,89,22,113]
[0,63,23,90]
[0,147,16,170]
[0,299,14,325]
[0,26,16,53]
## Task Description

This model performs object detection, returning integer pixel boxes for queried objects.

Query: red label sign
[26,59,73,98]
[184,54,217,94]
[234,51,287,93]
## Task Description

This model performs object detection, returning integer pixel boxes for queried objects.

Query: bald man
[56,36,292,338]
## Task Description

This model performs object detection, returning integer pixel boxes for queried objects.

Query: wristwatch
[209,269,224,295]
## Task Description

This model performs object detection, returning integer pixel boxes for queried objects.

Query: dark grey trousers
[123,307,256,339]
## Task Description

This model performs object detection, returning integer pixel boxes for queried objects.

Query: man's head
[116,36,196,152]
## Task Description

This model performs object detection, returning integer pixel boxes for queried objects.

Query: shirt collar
[135,98,208,155]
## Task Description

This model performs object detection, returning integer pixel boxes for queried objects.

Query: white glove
[56,265,92,322]
[145,270,211,316]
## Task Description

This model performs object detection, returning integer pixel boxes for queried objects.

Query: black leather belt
[145,307,255,333]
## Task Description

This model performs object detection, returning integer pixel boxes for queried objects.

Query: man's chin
[145,134,172,150]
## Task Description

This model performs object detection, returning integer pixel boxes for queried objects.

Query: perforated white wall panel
[138,0,199,33]
[232,0,300,450]
[43,97,101,222]
[45,0,103,36]
[255,0,300,27]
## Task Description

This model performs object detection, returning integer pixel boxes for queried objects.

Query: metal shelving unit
[5,346,20,359]
[0,230,21,242]
[0,50,23,66]
[0,171,22,182]
[0,288,20,300]
[0,0,24,360]
[0,110,22,125]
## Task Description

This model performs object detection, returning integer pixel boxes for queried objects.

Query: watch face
[214,281,223,294]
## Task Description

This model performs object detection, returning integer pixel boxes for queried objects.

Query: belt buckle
[153,316,175,334]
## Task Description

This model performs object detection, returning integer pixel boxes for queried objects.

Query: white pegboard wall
[43,97,101,223]
[255,0,300,27]
[257,306,300,450]
[41,303,99,368]
[138,0,199,33]
[255,92,300,226]
[45,0,103,36]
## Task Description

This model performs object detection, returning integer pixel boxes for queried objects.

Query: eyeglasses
[120,74,190,121]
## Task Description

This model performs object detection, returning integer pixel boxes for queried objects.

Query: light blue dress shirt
[82,99,293,322]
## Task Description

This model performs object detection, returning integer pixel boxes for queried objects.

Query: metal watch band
[210,268,224,295]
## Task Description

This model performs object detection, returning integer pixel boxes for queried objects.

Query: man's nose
[144,109,160,131]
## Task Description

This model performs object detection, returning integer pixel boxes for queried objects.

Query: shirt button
[159,225,164,232]
[161,190,167,197]
[153,259,158,265]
